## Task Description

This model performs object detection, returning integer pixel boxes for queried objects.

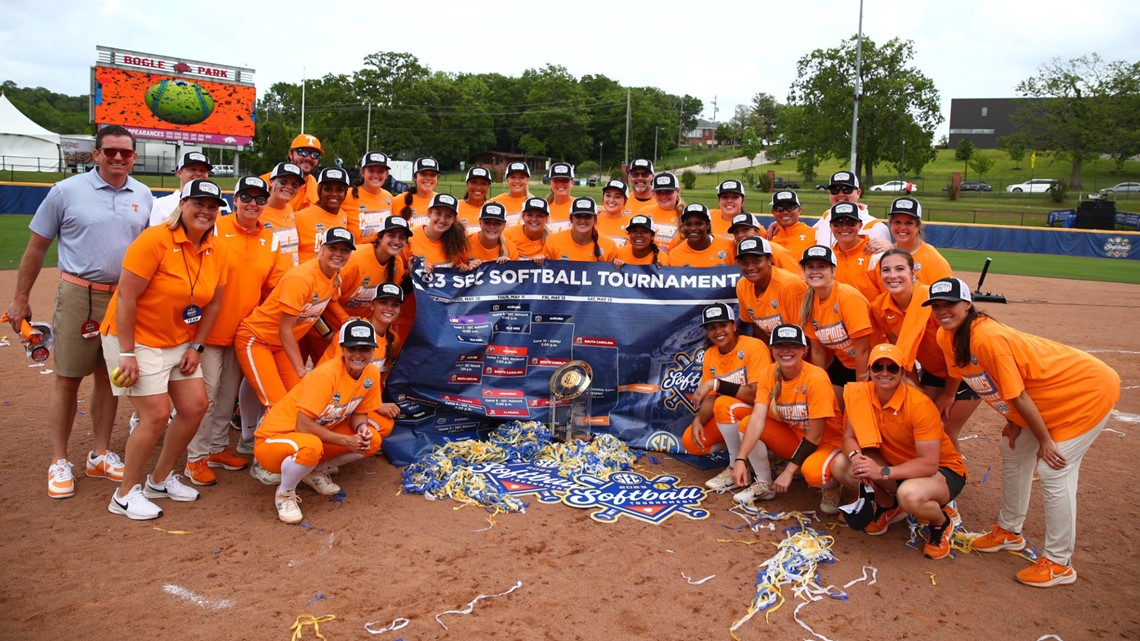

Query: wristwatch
[881,466,891,479]
[189,342,205,353]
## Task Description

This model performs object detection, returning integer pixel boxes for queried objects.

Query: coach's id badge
[182,304,202,325]
[80,319,100,339]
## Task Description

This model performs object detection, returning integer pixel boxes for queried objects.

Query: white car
[1102,182,1140,193]
[1006,179,1059,193]
[868,180,916,193]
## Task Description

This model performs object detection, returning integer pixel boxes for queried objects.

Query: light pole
[900,140,906,179]
[654,126,659,166]
[599,142,604,179]
[849,0,864,175]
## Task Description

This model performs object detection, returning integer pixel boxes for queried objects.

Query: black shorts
[919,370,980,401]
[827,358,858,386]
[898,466,966,502]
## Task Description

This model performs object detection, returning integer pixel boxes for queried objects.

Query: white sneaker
[733,480,776,504]
[820,484,842,515]
[144,471,200,502]
[302,470,342,496]
[236,437,254,456]
[704,467,736,491]
[275,491,303,524]
[86,450,125,482]
[109,484,163,520]
[250,460,281,486]
[48,459,75,499]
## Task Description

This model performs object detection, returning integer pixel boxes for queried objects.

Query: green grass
[0,216,57,270]
[941,248,1140,284]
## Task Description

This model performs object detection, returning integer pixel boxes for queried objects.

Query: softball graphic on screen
[144,79,215,125]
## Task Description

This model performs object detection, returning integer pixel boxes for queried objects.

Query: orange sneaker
[923,510,952,560]
[865,505,906,536]
[48,459,75,499]
[86,450,124,482]
[183,459,217,486]
[207,448,249,471]
[973,525,1025,553]
[1016,558,1077,588]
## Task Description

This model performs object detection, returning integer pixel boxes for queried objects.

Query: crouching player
[836,343,966,559]
[254,319,384,524]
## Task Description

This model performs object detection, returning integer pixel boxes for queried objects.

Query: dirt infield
[2,268,1138,641]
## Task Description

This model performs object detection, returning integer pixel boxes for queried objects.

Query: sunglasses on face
[99,148,134,159]
[828,185,856,195]
[293,149,321,159]
[773,205,798,213]
[870,362,901,374]
[831,218,860,227]
[237,193,268,205]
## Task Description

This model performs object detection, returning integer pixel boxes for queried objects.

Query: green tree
[968,151,995,179]
[741,128,762,166]
[784,36,942,186]
[997,135,1027,169]
[955,138,975,180]
[516,65,592,162]
[2,81,93,134]
[714,123,735,146]
[748,93,780,145]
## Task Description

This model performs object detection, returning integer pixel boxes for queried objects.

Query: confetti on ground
[926,572,937,586]
[1104,428,1126,437]
[982,466,992,484]
[435,581,524,630]
[153,527,192,535]
[306,593,329,606]
[40,369,54,375]
[290,614,335,641]
[162,583,235,610]
[364,617,409,636]
[681,572,715,585]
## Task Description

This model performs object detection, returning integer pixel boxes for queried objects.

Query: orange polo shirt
[544,230,618,262]
[870,285,948,378]
[703,335,772,386]
[325,246,408,329]
[205,215,291,347]
[843,381,966,476]
[613,243,671,266]
[504,225,548,259]
[238,259,337,346]
[804,282,876,370]
[755,362,844,445]
[255,358,382,438]
[294,204,349,264]
[667,236,737,267]
[467,233,520,262]
[937,317,1120,442]
[102,224,227,348]
[737,267,809,336]
[833,237,884,301]
[341,187,394,244]
[770,221,817,264]
[260,203,300,266]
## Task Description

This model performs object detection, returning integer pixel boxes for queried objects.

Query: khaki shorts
[101,333,203,397]
[52,280,114,378]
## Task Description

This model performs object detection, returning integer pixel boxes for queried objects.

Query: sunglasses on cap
[828,185,856,195]
[292,149,321,159]
[237,193,269,205]
[870,362,901,374]
[99,148,134,159]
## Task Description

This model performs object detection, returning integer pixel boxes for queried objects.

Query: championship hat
[629,158,654,174]
[338,318,378,348]
[828,171,860,190]
[838,483,879,531]
[523,197,550,215]
[321,226,356,250]
[180,179,226,205]
[736,236,773,258]
[602,179,628,197]
[290,134,322,151]
[728,213,762,233]
[869,343,906,367]
[889,196,923,219]
[270,162,304,182]
[653,172,679,192]
[380,215,413,238]
[828,202,861,222]
[466,166,492,183]
[177,151,212,170]
[922,278,973,306]
[570,197,598,216]
[360,151,390,168]
[480,202,507,221]
[800,245,838,266]
[504,161,530,177]
[374,282,405,303]
[681,203,710,221]
[548,161,575,180]
[771,190,801,209]
[769,323,808,347]
[234,175,270,196]
[626,214,655,232]
[701,303,735,326]
[318,166,351,186]
[414,157,440,174]
[718,180,745,197]
[429,193,459,213]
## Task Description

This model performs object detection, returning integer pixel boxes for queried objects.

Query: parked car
[212,164,235,177]
[942,181,992,192]
[1102,182,1140,193]
[1006,178,1059,193]
[869,180,916,193]
[770,177,801,189]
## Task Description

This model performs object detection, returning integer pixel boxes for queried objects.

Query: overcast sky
[2,0,1138,138]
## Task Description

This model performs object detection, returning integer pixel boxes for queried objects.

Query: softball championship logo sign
[1103,237,1131,259]
[561,472,709,524]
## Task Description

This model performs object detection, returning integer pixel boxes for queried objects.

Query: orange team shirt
[410,225,469,266]
[613,243,671,266]
[769,241,804,276]
[238,259,337,346]
[770,221,817,262]
[737,268,809,336]
[205,215,291,347]
[341,187,394,243]
[702,335,772,386]
[325,246,408,329]
[843,381,966,476]
[596,214,631,247]
[546,199,573,230]
[504,225,549,258]
[668,236,737,267]
[294,204,348,264]
[391,190,436,222]
[708,209,737,242]
[639,203,682,247]
[870,284,948,379]
[755,362,844,445]
[319,328,400,385]
[467,233,521,262]
[101,225,228,348]
[909,242,953,285]
[259,203,300,267]
[543,230,618,262]
[489,192,531,215]
[255,358,382,439]
[834,237,884,302]
[456,200,486,230]
[937,316,1121,442]
[804,282,876,370]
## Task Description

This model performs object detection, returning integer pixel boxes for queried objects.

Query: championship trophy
[549,360,593,442]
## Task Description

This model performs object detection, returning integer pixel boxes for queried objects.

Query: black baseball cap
[523,197,550,215]
[180,179,226,205]
[771,190,801,209]
[505,161,530,177]
[380,215,413,238]
[177,151,212,170]
[480,202,507,221]
[629,159,654,174]
[829,171,861,189]
[922,278,973,306]
[602,179,628,197]
[736,236,772,258]
[570,197,598,216]
[728,213,762,233]
[374,282,405,302]
[718,180,745,196]
[321,226,356,249]
[466,166,492,183]
[653,172,679,192]
[361,151,390,169]
[234,175,270,196]
[548,162,574,180]
[769,323,808,347]
[270,162,304,182]
[626,214,655,232]
[681,203,710,221]
[800,245,837,266]
[829,202,861,222]
[339,319,378,348]
[414,157,440,174]
[889,196,923,219]
[430,193,459,213]
[318,167,351,186]
[701,303,735,326]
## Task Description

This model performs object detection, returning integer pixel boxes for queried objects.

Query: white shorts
[101,333,202,397]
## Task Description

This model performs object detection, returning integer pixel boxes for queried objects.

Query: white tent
[0,94,61,172]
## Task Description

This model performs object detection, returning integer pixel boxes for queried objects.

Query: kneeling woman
[733,324,847,513]
[837,343,966,560]
[255,319,386,524]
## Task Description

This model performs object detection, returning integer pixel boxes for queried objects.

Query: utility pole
[624,88,631,166]
[653,126,659,166]
[848,0,864,175]
[365,102,372,150]
[301,67,307,133]
[712,95,718,125]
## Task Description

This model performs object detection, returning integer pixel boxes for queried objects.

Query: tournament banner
[384,260,740,466]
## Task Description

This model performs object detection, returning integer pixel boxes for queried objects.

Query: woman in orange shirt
[682,304,772,494]
[295,167,351,264]
[612,215,670,267]
[734,236,808,343]
[101,180,229,520]
[709,180,745,241]
[668,204,736,267]
[829,202,883,301]
[255,319,385,524]
[642,172,683,246]
[393,157,440,224]
[504,197,553,261]
[544,197,618,262]
[768,190,816,262]
[468,202,520,265]
[410,193,471,272]
[928,277,1120,587]
[837,343,966,560]
[597,179,632,246]
[872,249,980,448]
[799,245,876,398]
[886,197,952,285]
[457,166,493,228]
[489,161,533,216]
[733,324,847,514]
[261,162,304,266]
[324,216,411,338]
[545,161,576,228]
[342,151,394,243]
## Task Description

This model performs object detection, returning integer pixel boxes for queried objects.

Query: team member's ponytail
[592,229,603,261]
[398,190,416,218]
[952,306,992,368]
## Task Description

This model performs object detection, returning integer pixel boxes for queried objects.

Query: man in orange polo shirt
[260,134,322,212]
